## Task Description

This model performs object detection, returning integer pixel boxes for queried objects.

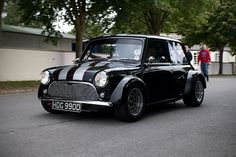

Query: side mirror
[73,58,80,64]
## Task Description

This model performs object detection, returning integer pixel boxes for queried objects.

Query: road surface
[0,77,236,157]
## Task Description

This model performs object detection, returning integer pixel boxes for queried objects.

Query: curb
[0,88,38,95]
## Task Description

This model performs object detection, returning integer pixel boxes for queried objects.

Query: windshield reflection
[83,38,144,62]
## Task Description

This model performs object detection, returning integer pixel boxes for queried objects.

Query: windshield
[82,38,144,62]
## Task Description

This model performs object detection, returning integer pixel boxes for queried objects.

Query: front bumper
[40,97,113,112]
[40,98,113,107]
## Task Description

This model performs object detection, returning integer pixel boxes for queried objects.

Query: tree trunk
[218,47,224,75]
[74,0,86,59]
[143,3,168,35]
[75,19,84,58]
[144,10,165,35]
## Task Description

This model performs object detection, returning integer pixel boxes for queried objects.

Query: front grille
[48,81,99,101]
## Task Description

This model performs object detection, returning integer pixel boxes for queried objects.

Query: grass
[0,80,40,93]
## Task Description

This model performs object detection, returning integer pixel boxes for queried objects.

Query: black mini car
[38,34,206,122]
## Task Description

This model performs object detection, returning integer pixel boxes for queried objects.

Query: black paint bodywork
[38,35,206,111]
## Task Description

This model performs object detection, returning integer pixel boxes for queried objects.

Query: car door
[142,38,175,103]
[168,41,192,97]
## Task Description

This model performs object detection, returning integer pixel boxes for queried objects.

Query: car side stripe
[58,65,74,80]
[73,62,94,80]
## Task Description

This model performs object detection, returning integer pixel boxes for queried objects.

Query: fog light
[43,89,48,94]
[99,92,105,98]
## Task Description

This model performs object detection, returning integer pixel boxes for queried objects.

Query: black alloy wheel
[114,85,145,122]
[183,78,204,107]
[127,88,144,116]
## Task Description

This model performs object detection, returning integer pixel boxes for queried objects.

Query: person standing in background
[198,45,211,81]
[185,45,193,62]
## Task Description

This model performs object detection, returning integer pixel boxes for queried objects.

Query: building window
[215,53,219,62]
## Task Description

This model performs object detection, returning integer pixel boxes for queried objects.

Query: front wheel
[183,78,204,107]
[114,86,145,122]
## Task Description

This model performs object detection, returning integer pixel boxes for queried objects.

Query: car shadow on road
[36,100,193,123]
[37,108,117,123]
[143,101,191,119]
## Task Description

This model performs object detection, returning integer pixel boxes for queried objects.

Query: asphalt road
[0,77,236,157]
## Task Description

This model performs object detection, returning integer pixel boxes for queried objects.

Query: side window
[146,39,171,63]
[168,41,186,64]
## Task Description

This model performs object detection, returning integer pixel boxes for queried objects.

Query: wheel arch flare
[109,75,148,106]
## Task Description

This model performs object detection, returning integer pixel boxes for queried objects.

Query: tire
[41,101,61,113]
[114,85,145,122]
[183,78,204,107]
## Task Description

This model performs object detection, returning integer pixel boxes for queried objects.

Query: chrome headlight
[40,71,50,85]
[94,71,108,87]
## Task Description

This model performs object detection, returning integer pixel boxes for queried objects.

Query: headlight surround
[94,71,108,87]
[40,71,50,85]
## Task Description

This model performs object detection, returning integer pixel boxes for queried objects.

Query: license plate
[52,101,82,113]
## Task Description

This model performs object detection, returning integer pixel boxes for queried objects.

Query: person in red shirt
[198,45,211,81]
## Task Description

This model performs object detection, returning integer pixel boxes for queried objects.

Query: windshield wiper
[109,58,137,62]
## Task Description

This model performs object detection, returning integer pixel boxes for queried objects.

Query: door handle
[177,75,185,80]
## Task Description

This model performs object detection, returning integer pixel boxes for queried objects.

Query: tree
[106,0,173,35]
[0,0,4,26]
[68,20,105,39]
[3,0,23,25]
[183,0,236,74]
[3,0,43,28]
[225,1,236,55]
[84,20,105,39]
[18,0,86,58]
[0,0,5,45]
[90,0,216,35]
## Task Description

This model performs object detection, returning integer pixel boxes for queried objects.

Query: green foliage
[17,0,62,37]
[16,0,87,57]
[183,0,236,55]
[89,0,217,35]
[4,0,45,28]
[225,1,236,55]
[68,21,106,39]
[88,0,171,35]
[183,0,236,74]
[6,0,234,60]
[87,0,118,34]
[175,0,217,34]
[84,21,105,38]
[0,0,4,31]
[4,0,22,25]
[110,0,173,35]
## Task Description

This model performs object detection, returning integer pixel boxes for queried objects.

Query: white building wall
[2,32,73,52]
[0,48,75,81]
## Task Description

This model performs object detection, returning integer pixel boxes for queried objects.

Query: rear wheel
[183,78,204,107]
[114,86,145,122]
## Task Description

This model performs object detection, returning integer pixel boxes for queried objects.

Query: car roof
[90,34,181,43]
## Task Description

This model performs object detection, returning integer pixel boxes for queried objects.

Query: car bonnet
[51,60,139,82]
